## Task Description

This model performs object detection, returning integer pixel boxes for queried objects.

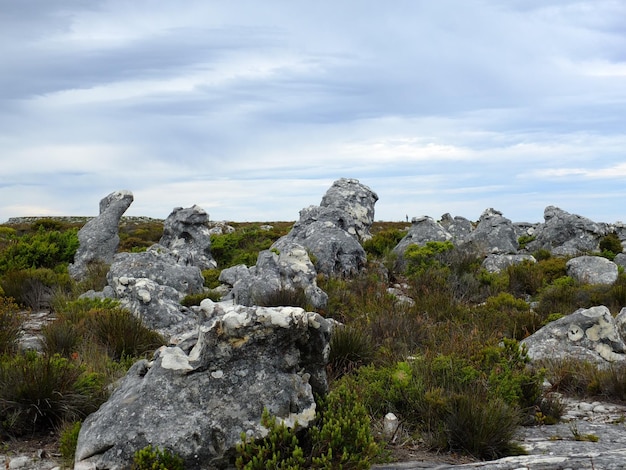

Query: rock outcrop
[466,208,518,254]
[74,303,331,470]
[566,255,619,285]
[521,306,626,364]
[273,178,376,277]
[392,216,451,258]
[159,205,217,270]
[526,206,609,256]
[68,190,133,280]
[481,254,536,274]
[219,241,328,309]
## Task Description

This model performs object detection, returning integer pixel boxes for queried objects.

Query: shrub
[404,241,454,277]
[85,308,165,361]
[202,268,222,289]
[132,445,184,470]
[0,296,22,355]
[363,228,405,258]
[42,319,81,357]
[599,232,623,260]
[59,421,82,465]
[210,224,290,269]
[181,290,222,306]
[0,352,95,435]
[253,287,310,309]
[0,268,72,310]
[517,235,536,250]
[328,325,375,379]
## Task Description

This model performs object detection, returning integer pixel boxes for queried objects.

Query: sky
[1,1,626,224]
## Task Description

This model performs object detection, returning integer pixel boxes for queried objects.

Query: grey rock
[225,242,328,309]
[218,264,250,287]
[207,221,236,235]
[566,256,618,285]
[521,305,626,364]
[613,253,626,269]
[74,304,331,470]
[482,254,536,274]
[320,177,378,241]
[392,216,452,258]
[69,190,133,280]
[159,205,217,270]
[527,206,609,256]
[440,213,473,242]
[466,208,518,254]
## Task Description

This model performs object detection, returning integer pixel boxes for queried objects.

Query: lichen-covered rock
[521,306,626,364]
[482,254,536,274]
[319,177,378,241]
[527,206,609,256]
[566,256,618,285]
[466,208,518,254]
[392,216,452,258]
[440,213,473,242]
[221,241,328,309]
[69,190,134,280]
[74,303,331,470]
[159,205,217,270]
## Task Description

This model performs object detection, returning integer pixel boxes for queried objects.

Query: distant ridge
[3,216,164,225]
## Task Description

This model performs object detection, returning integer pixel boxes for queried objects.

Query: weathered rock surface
[319,177,378,241]
[527,206,609,256]
[466,208,518,254]
[521,305,626,364]
[481,254,536,274]
[68,190,133,280]
[392,216,451,258]
[566,255,619,285]
[74,303,331,470]
[273,178,377,276]
[440,213,473,242]
[159,205,217,270]
[105,246,204,336]
[220,241,328,309]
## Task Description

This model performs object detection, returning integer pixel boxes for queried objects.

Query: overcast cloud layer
[1,1,625,223]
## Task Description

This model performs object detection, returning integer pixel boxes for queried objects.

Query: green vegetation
[1,218,625,467]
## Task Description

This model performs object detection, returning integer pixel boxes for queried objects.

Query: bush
[599,232,623,260]
[59,421,82,464]
[85,308,165,361]
[210,224,290,269]
[404,241,454,277]
[0,352,97,435]
[0,296,22,355]
[363,228,405,258]
[253,287,310,309]
[0,268,72,310]
[202,268,222,289]
[328,325,375,379]
[132,445,184,470]
[181,290,222,307]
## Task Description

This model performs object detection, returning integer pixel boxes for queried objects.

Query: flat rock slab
[374,398,626,470]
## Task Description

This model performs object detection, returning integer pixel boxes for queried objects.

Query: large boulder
[521,306,626,364]
[106,246,204,336]
[392,216,452,258]
[466,208,518,254]
[319,177,378,241]
[274,178,378,277]
[220,241,328,309]
[69,190,134,280]
[527,206,609,256]
[439,213,473,242]
[74,303,331,470]
[482,254,536,274]
[159,205,217,270]
[566,256,619,285]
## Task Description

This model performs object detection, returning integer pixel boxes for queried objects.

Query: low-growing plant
[363,228,405,258]
[599,232,623,260]
[42,319,81,357]
[202,268,222,289]
[132,445,184,470]
[0,352,96,435]
[0,268,72,310]
[328,325,375,379]
[181,290,222,307]
[59,420,82,465]
[253,287,310,309]
[0,296,22,355]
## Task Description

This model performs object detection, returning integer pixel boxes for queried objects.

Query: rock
[613,253,626,269]
[392,216,452,259]
[222,241,328,309]
[159,205,217,270]
[74,303,331,470]
[207,221,236,235]
[276,205,367,277]
[566,256,618,285]
[440,213,473,242]
[527,206,609,256]
[319,177,378,241]
[466,208,518,254]
[105,246,204,336]
[482,254,536,274]
[68,190,133,280]
[521,305,626,364]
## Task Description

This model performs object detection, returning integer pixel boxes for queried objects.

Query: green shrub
[253,287,310,309]
[42,319,81,357]
[599,232,623,260]
[517,235,536,250]
[0,296,22,355]
[59,421,82,464]
[85,308,165,361]
[236,408,307,469]
[132,445,184,470]
[328,325,375,379]
[0,268,72,310]
[404,241,454,277]
[236,384,380,469]
[0,352,96,435]
[202,268,222,289]
[363,228,405,258]
[0,225,78,274]
[181,290,222,306]
[210,225,290,269]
